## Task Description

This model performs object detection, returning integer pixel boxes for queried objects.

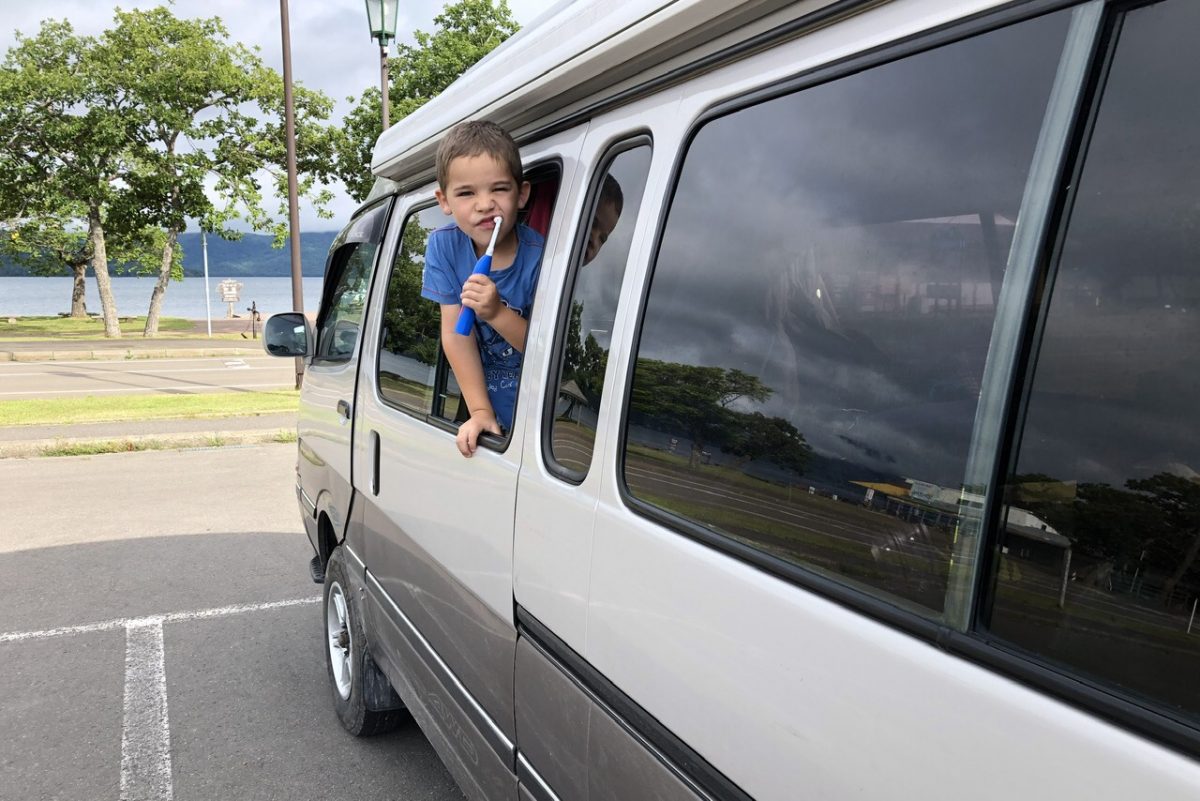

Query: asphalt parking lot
[0,444,463,801]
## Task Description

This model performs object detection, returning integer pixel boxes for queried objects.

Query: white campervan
[262,1,1200,798]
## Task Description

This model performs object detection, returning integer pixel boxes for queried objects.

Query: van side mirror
[262,312,312,358]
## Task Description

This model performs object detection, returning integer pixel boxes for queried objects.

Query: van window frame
[612,0,1199,757]
[374,199,456,423]
[542,134,653,484]
[312,195,394,366]
[371,159,564,451]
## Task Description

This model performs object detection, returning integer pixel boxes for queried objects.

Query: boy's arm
[439,304,501,457]
[460,274,529,352]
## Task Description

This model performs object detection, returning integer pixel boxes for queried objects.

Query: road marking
[1,597,322,801]
[0,597,320,643]
[120,620,173,801]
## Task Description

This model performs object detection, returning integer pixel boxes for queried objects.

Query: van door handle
[370,430,380,496]
[337,399,351,420]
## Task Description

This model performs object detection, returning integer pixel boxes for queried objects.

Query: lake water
[0,276,324,319]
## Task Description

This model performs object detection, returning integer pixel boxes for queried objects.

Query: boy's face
[583,199,620,265]
[435,153,530,254]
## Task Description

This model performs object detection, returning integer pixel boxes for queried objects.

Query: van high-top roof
[369,0,885,188]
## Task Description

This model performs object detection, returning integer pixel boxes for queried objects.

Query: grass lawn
[0,315,242,340]
[0,390,300,427]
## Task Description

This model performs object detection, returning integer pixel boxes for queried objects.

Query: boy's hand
[456,409,502,458]
[461,274,503,322]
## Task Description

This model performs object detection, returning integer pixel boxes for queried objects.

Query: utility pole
[279,0,304,389]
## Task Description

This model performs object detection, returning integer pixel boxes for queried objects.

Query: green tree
[561,300,609,407]
[0,9,336,337]
[381,219,441,364]
[726,411,813,473]
[335,0,520,201]
[629,359,772,468]
[1,207,164,317]
[92,7,337,336]
[1128,473,1200,606]
[0,20,135,335]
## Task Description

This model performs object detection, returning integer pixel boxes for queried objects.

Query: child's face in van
[584,199,620,265]
[436,153,530,256]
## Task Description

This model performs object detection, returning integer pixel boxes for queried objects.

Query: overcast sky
[0,0,559,230]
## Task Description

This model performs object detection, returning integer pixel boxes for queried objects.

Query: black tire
[323,546,406,736]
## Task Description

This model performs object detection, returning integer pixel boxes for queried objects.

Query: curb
[0,428,296,459]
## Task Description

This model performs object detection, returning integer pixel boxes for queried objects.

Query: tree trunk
[88,207,121,338]
[143,227,179,337]
[70,262,88,318]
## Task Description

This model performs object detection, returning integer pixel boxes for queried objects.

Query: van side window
[378,205,449,414]
[547,143,652,477]
[314,198,389,362]
[620,9,1071,616]
[985,0,1200,722]
[377,166,560,427]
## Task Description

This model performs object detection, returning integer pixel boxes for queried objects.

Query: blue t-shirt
[421,223,544,431]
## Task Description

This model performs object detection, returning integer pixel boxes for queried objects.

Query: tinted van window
[550,144,652,476]
[622,10,1070,615]
[986,0,1200,721]
[315,199,389,362]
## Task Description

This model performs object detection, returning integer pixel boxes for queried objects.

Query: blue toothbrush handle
[454,254,493,335]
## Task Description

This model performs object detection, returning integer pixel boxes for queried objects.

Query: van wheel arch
[317,511,339,569]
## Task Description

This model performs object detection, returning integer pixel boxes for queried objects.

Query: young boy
[421,121,545,458]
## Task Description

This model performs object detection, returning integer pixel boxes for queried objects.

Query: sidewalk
[0,412,299,458]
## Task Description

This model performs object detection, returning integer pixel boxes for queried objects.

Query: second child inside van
[421,121,545,458]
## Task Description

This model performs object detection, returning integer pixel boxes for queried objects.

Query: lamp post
[364,0,399,131]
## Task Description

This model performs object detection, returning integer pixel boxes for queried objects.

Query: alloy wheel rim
[326,581,353,700]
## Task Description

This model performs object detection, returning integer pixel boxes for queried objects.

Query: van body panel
[513,95,686,657]
[514,638,588,801]
[296,363,356,540]
[586,502,1200,800]
[360,493,518,743]
[363,573,517,801]
[516,634,711,801]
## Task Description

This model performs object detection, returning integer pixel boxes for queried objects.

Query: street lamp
[364,0,400,131]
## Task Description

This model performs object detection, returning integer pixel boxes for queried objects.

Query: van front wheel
[323,546,406,736]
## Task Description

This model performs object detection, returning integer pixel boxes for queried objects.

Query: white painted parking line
[0,596,320,643]
[121,620,173,801]
[1,597,320,801]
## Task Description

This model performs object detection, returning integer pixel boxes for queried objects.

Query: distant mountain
[0,230,339,278]
[179,232,337,277]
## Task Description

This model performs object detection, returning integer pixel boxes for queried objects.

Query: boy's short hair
[599,173,624,217]
[436,120,523,189]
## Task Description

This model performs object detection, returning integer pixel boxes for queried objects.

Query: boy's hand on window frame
[457,409,502,458]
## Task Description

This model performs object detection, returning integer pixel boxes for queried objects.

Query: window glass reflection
[316,200,388,361]
[622,10,1070,615]
[378,205,445,412]
[987,0,1200,720]
[551,146,653,474]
